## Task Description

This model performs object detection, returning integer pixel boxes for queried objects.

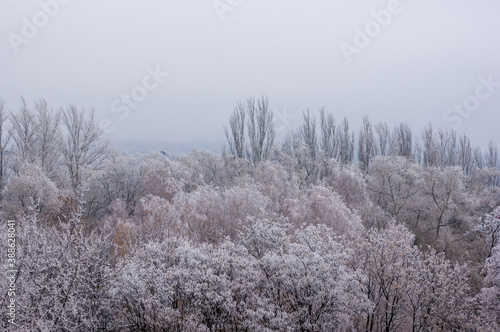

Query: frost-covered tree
[0,212,114,331]
[421,166,467,239]
[283,185,363,235]
[280,110,320,184]
[299,109,318,161]
[224,95,275,165]
[393,122,412,159]
[174,182,269,243]
[482,244,500,327]
[252,160,300,214]
[319,108,337,159]
[257,224,368,331]
[337,117,355,164]
[476,207,500,258]
[179,150,226,187]
[374,121,392,157]
[8,98,62,177]
[224,101,246,159]
[4,162,60,215]
[246,95,275,165]
[358,115,375,171]
[141,154,186,201]
[367,156,423,229]
[86,156,144,219]
[61,105,110,191]
[9,98,39,167]
[349,223,477,332]
[33,99,62,177]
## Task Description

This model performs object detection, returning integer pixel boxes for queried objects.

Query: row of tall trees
[225,96,498,178]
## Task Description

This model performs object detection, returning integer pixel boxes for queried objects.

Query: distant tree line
[225,95,498,178]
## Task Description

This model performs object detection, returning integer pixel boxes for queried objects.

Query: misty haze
[1,1,500,331]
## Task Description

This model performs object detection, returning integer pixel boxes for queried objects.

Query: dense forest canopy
[1,96,499,331]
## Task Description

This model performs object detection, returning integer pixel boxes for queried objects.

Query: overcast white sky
[1,0,499,146]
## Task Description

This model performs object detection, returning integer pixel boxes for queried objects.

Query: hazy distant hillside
[110,139,223,156]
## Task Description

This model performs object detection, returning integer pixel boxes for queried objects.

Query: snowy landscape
[2,1,500,331]
[0,96,499,331]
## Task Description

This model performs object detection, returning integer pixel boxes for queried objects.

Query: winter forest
[0,95,500,331]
